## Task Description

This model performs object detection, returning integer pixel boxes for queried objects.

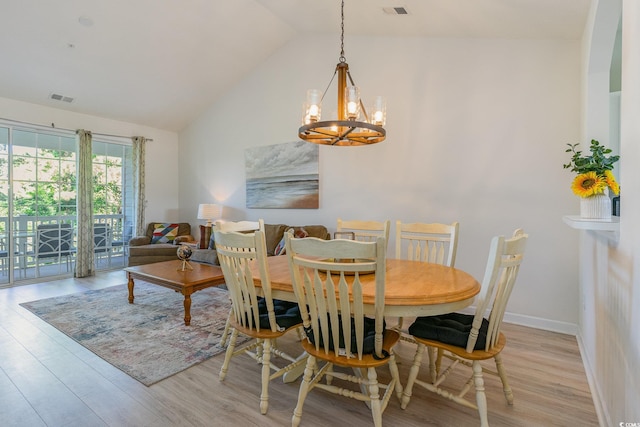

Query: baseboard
[459,307,579,335]
[502,312,578,335]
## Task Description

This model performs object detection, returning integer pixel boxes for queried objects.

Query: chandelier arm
[346,70,370,122]
[338,126,356,139]
[320,69,338,104]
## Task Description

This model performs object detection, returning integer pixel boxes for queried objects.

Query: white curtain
[75,129,94,277]
[132,136,146,236]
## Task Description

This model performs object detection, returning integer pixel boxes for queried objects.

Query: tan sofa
[190,223,330,265]
[127,222,195,266]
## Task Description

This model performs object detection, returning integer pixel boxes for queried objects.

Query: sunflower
[571,171,606,198]
[604,170,620,195]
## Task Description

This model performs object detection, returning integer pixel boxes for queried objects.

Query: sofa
[190,223,330,265]
[127,222,195,266]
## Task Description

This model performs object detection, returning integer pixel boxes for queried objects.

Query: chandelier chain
[339,0,346,63]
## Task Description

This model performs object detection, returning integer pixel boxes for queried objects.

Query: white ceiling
[0,0,590,132]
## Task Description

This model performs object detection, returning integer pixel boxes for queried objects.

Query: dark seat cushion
[257,297,302,329]
[304,315,385,355]
[408,313,489,351]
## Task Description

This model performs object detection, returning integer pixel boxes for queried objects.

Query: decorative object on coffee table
[177,244,193,271]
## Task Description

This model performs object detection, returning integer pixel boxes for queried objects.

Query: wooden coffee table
[124,260,226,326]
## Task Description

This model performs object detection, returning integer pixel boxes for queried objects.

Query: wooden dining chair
[400,229,528,427]
[285,233,402,427]
[214,219,265,347]
[394,220,460,331]
[336,218,390,250]
[214,229,306,415]
[395,221,459,267]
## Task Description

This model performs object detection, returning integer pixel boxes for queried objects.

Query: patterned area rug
[20,282,239,386]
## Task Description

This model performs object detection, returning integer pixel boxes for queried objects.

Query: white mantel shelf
[563,215,620,231]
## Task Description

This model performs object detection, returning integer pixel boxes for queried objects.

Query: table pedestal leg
[283,352,308,383]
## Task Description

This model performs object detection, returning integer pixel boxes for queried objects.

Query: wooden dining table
[250,255,481,383]
[253,255,482,318]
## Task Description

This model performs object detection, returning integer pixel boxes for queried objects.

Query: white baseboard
[458,307,579,335]
[502,312,578,335]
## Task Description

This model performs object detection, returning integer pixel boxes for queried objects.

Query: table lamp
[197,204,222,227]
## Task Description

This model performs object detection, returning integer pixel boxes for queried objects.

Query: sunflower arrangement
[564,139,620,198]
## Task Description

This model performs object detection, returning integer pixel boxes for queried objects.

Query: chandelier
[298,0,386,146]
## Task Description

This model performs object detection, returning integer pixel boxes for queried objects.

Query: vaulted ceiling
[0,0,590,132]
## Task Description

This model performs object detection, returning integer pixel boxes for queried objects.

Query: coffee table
[124,260,226,326]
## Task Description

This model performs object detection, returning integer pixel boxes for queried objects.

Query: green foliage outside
[0,147,124,222]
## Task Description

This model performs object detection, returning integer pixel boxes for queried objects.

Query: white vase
[580,192,612,220]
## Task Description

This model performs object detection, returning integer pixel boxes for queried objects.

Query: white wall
[179,35,582,331]
[0,97,181,222]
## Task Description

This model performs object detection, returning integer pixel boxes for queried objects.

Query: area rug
[20,282,242,386]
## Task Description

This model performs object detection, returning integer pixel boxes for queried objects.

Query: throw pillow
[274,236,286,256]
[151,223,179,244]
[274,227,309,256]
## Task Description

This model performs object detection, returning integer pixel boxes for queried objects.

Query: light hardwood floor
[0,271,600,426]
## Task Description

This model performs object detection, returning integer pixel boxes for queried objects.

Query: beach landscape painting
[245,141,319,209]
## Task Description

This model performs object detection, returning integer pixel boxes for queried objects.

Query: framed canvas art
[245,141,319,209]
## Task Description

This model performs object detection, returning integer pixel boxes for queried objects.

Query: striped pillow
[151,223,180,244]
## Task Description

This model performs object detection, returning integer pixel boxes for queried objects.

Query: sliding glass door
[0,123,134,285]
[92,140,134,270]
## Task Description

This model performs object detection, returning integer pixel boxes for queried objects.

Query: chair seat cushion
[257,297,302,329]
[408,313,489,351]
[304,315,385,356]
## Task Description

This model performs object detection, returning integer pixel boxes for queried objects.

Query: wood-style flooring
[0,270,600,426]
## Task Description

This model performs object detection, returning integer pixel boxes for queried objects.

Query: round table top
[263,256,481,308]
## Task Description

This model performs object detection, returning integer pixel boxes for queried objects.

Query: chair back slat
[215,229,281,333]
[467,229,528,352]
[395,221,459,267]
[214,219,264,233]
[336,218,390,249]
[286,234,386,360]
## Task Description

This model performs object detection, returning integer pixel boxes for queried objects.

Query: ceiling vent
[49,93,74,103]
[383,6,409,15]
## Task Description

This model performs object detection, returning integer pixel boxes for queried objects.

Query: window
[0,123,134,284]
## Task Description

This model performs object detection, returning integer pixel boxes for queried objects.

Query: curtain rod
[0,117,154,141]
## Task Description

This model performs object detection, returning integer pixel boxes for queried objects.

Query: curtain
[132,136,146,236]
[75,129,94,277]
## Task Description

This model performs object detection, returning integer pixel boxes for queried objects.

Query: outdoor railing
[0,214,132,281]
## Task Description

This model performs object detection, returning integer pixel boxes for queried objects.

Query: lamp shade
[197,204,222,225]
